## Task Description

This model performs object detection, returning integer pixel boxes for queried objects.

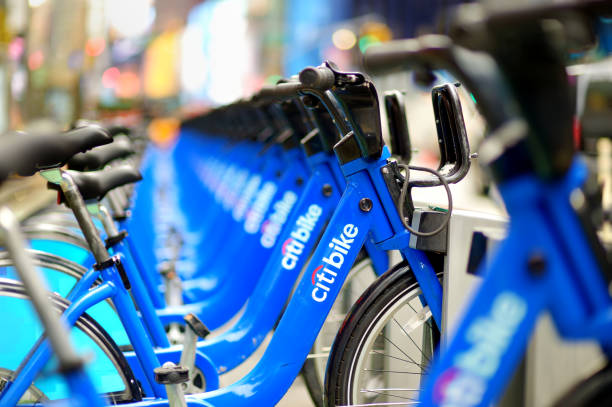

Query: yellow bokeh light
[332,28,357,51]
[360,21,392,42]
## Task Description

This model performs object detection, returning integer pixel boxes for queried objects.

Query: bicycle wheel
[0,251,131,347]
[552,363,612,407]
[0,278,142,404]
[302,250,378,407]
[325,261,441,406]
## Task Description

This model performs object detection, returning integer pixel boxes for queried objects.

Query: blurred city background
[0,0,500,212]
[0,0,473,141]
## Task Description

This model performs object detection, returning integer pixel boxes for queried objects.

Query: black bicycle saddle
[1,124,112,180]
[72,120,131,138]
[49,164,142,202]
[0,134,26,183]
[67,136,134,171]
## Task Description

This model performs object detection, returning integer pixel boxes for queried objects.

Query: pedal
[184,313,210,339]
[178,313,209,393]
[154,362,188,407]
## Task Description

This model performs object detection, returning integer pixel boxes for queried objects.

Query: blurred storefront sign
[144,30,179,99]
[181,0,250,105]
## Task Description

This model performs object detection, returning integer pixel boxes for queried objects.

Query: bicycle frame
[18,133,310,329]
[0,260,158,404]
[1,130,388,396]
[420,158,612,406]
[0,170,222,405]
[179,146,443,405]
[122,134,312,326]
[1,77,446,405]
[195,146,344,372]
[4,144,439,406]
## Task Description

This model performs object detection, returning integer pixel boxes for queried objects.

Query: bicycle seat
[1,125,112,180]
[36,125,113,170]
[107,125,131,137]
[73,119,131,138]
[0,133,27,183]
[48,164,142,202]
[67,136,134,171]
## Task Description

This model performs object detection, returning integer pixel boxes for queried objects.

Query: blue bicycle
[0,61,472,406]
[350,1,612,406]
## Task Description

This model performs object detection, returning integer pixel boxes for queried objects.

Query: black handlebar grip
[364,35,454,75]
[257,82,303,101]
[365,35,515,132]
[299,66,335,91]
[364,38,422,73]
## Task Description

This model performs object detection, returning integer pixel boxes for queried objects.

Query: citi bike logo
[260,191,298,248]
[221,168,249,210]
[310,224,359,303]
[244,182,278,234]
[233,175,261,221]
[433,291,526,407]
[280,204,323,270]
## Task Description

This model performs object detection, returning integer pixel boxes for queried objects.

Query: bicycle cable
[397,163,453,237]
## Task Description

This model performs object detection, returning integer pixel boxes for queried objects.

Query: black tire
[324,261,441,406]
[552,363,612,407]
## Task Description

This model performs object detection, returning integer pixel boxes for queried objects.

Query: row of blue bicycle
[0,0,611,406]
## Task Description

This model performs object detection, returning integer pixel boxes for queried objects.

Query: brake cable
[397,163,453,237]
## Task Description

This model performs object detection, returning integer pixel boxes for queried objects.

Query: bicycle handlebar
[257,82,304,102]
[255,66,337,102]
[363,35,447,74]
[364,34,518,133]
[298,66,336,91]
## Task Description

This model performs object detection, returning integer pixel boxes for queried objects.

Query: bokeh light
[358,35,379,53]
[27,51,44,70]
[332,28,357,51]
[8,37,24,61]
[102,67,120,88]
[85,37,106,57]
[106,0,155,38]
[28,0,46,7]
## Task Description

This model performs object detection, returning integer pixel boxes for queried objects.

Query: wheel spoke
[370,349,418,365]
[380,333,424,369]
[338,402,420,406]
[359,388,419,401]
[392,314,431,364]
[363,369,423,375]
[360,388,420,392]
[306,352,331,359]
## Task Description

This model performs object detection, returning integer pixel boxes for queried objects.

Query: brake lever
[298,61,385,164]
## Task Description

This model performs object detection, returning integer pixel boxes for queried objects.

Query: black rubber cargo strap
[105,230,129,249]
[113,210,130,221]
[93,255,131,289]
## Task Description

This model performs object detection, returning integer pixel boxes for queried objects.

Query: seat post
[97,204,120,237]
[106,188,129,219]
[58,171,111,264]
